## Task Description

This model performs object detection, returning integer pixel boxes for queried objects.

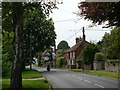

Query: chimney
[76,38,79,43]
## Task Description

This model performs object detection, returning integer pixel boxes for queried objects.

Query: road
[33,67,119,89]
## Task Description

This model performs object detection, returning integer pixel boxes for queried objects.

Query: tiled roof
[64,40,83,53]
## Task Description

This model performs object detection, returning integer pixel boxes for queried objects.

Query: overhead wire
[54,19,77,22]
[65,28,83,40]
[64,28,111,41]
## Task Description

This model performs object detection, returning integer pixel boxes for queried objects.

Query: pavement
[33,66,119,89]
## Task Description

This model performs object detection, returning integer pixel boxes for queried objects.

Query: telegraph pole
[82,27,85,71]
[30,34,32,70]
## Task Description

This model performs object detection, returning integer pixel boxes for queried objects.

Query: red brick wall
[75,41,84,59]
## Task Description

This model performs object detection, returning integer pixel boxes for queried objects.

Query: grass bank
[22,69,42,79]
[70,69,120,78]
[2,69,49,89]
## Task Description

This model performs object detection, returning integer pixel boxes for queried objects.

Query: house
[43,48,56,68]
[64,29,85,69]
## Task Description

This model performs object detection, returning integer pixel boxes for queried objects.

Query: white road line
[84,80,91,83]
[94,84,104,88]
[72,76,76,77]
[77,77,83,80]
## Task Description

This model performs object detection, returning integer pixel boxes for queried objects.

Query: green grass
[22,80,49,88]
[70,69,120,78]
[2,69,49,89]
[2,79,10,88]
[22,69,42,79]
[2,79,49,89]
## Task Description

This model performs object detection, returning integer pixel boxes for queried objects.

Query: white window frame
[70,52,72,58]
[73,52,75,58]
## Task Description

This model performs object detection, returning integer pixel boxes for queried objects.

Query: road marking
[94,84,104,88]
[77,77,83,80]
[72,76,76,77]
[84,80,91,83]
[90,75,95,77]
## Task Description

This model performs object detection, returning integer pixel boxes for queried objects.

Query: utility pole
[82,27,85,71]
[30,34,32,70]
[54,44,56,68]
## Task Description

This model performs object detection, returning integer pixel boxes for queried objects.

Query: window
[73,52,75,58]
[72,60,74,65]
[70,52,72,58]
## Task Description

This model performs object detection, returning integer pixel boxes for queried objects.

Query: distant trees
[94,53,104,62]
[56,41,69,68]
[56,56,66,68]
[100,27,120,59]
[78,2,120,27]
[83,42,99,69]
[57,40,70,50]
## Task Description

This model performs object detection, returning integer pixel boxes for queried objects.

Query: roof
[64,40,83,53]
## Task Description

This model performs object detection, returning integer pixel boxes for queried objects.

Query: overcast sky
[50,0,111,47]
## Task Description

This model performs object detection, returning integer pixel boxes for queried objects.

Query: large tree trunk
[10,2,23,89]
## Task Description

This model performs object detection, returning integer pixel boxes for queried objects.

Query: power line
[85,28,111,31]
[54,19,77,22]
[65,28,83,40]
[64,28,111,41]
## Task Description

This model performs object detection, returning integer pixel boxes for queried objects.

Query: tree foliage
[56,56,66,68]
[78,2,120,27]
[94,53,104,61]
[101,27,120,59]
[83,43,99,65]
[57,40,70,50]
[2,1,57,88]
[2,31,14,77]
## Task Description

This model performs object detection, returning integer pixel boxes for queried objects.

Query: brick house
[64,29,85,69]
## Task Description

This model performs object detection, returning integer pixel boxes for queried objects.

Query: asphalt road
[33,67,119,89]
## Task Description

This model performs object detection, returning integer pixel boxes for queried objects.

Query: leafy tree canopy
[101,27,120,59]
[57,40,70,50]
[78,2,120,27]
[94,53,104,61]
[83,42,99,64]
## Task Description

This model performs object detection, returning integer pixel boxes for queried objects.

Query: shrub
[94,53,104,61]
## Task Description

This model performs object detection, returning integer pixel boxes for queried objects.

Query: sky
[50,0,111,47]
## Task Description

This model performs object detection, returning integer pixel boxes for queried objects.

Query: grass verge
[2,69,49,89]
[22,69,42,79]
[70,69,120,78]
[2,79,49,89]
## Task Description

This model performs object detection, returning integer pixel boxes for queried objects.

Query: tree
[9,3,23,88]
[83,42,99,69]
[78,2,120,27]
[57,40,70,50]
[101,27,120,59]
[2,31,14,77]
[2,1,57,88]
[56,56,66,68]
[22,6,56,70]
[94,53,104,61]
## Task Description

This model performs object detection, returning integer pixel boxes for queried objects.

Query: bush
[2,60,11,77]
[77,59,83,69]
[94,53,104,61]
[56,57,67,68]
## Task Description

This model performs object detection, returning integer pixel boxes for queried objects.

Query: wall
[105,60,119,73]
[94,61,105,70]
